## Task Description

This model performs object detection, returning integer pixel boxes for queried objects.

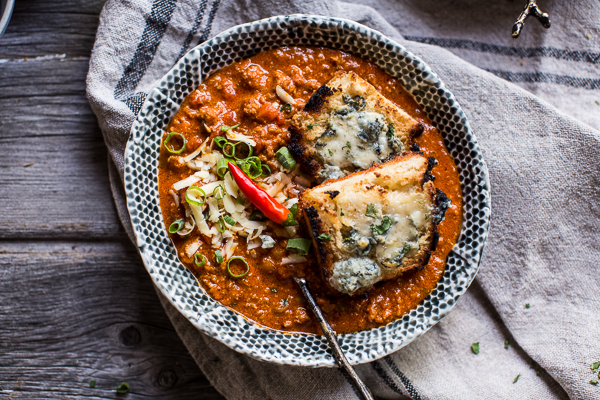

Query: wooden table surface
[0,1,225,398]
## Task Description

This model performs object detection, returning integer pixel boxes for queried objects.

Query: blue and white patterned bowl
[124,14,491,367]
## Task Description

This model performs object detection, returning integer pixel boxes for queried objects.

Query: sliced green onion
[194,253,207,267]
[282,203,299,227]
[261,164,271,176]
[216,158,235,178]
[223,142,236,158]
[280,103,292,113]
[214,136,228,148]
[235,196,245,205]
[287,238,311,255]
[227,256,250,278]
[223,215,236,226]
[213,185,225,200]
[276,147,296,170]
[233,141,253,160]
[168,219,184,233]
[186,186,206,206]
[217,217,226,233]
[116,382,130,394]
[237,157,262,179]
[164,132,186,154]
[221,124,240,132]
[214,250,224,264]
[249,210,267,221]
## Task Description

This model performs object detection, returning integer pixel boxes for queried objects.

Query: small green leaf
[513,374,520,384]
[328,149,333,156]
[371,216,392,235]
[425,214,429,219]
[471,342,480,354]
[116,382,130,394]
[504,339,510,349]
[343,141,351,150]
[317,233,331,241]
[595,100,600,106]
[365,204,378,218]
[89,380,96,388]
[525,303,530,309]
[280,103,292,113]
[282,298,289,306]
[387,122,395,139]
[271,288,278,293]
[591,361,600,372]
[591,379,599,385]
[340,209,344,216]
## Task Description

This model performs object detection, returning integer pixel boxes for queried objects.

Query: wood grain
[0,0,226,398]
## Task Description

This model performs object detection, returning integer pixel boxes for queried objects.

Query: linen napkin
[87,0,600,398]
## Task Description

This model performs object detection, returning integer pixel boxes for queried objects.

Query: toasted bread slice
[289,71,423,182]
[299,153,450,296]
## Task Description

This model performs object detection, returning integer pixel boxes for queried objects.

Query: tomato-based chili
[158,46,463,334]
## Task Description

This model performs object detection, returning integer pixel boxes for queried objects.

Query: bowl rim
[0,0,14,38]
[124,13,491,367]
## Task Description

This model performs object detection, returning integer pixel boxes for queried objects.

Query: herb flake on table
[471,342,480,354]
[116,382,130,394]
[89,380,96,388]
[591,361,600,372]
[504,339,510,349]
[513,374,520,384]
[525,303,530,309]
[591,380,599,385]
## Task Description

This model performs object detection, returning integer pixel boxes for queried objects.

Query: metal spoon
[294,277,374,400]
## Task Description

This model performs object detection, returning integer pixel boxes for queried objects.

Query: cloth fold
[88,1,600,398]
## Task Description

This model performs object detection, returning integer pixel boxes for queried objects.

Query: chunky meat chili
[158,46,463,334]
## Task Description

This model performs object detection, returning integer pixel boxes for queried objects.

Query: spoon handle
[294,277,374,400]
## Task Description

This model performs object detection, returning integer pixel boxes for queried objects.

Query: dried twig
[512,1,551,39]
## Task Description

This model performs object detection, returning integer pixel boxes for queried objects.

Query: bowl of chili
[124,14,491,367]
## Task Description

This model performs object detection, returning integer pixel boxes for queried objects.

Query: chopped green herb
[328,122,333,129]
[343,141,352,150]
[214,250,224,264]
[536,369,541,376]
[282,298,289,306]
[221,124,240,132]
[89,380,96,388]
[317,233,331,241]
[595,100,600,106]
[504,339,510,349]
[365,204,378,218]
[276,147,297,170]
[513,374,520,384]
[343,237,352,242]
[387,122,395,139]
[340,209,344,216]
[591,361,600,372]
[271,288,278,293]
[425,214,429,219]
[307,123,316,130]
[116,382,130,394]
[591,380,599,385]
[280,103,292,113]
[223,215,236,226]
[525,303,530,309]
[328,149,333,156]
[471,342,480,354]
[371,216,392,235]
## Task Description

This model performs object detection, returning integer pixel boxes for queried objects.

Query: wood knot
[119,326,141,346]
[156,369,178,389]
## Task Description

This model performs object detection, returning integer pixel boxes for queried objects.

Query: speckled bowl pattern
[124,14,491,367]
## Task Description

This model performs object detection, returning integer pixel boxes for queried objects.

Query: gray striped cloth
[87,1,600,399]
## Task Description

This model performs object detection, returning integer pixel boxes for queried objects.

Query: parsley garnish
[371,216,392,235]
[343,237,352,242]
[282,298,289,306]
[343,141,351,150]
[525,303,530,309]
[366,204,378,218]
[595,100,600,106]
[271,288,278,293]
[513,374,520,384]
[89,380,96,388]
[387,122,395,139]
[591,380,599,385]
[591,361,600,372]
[425,214,429,219]
[116,382,130,394]
[340,209,344,216]
[471,342,480,354]
[504,339,510,349]
[317,233,331,241]
[280,103,292,113]
[307,123,318,129]
[328,149,333,156]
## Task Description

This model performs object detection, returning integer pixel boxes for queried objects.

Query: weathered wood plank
[0,240,224,399]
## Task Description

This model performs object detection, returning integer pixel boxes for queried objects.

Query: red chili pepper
[228,162,291,225]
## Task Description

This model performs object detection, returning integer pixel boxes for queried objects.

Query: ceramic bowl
[124,14,491,367]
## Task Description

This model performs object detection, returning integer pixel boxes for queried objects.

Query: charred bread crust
[432,188,451,225]
[302,205,333,281]
[304,85,336,113]
[288,125,320,176]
